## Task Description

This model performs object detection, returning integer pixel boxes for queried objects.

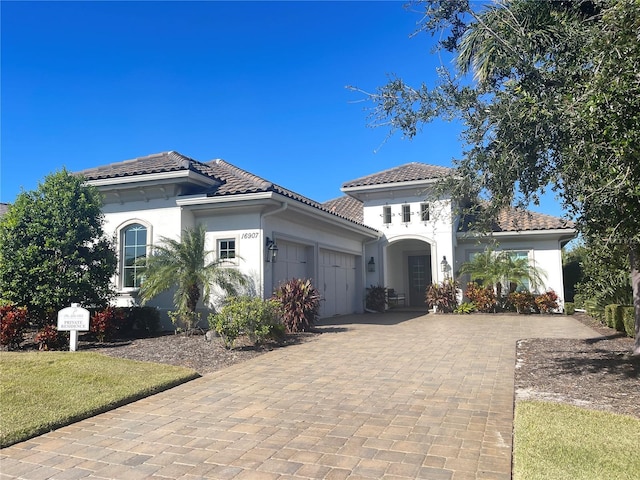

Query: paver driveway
[1,312,595,480]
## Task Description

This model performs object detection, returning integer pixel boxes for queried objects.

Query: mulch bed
[515,313,639,418]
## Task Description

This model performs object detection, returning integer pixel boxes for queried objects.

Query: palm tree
[459,246,546,299]
[138,225,248,331]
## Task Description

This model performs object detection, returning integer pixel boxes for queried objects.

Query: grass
[514,401,640,480]
[0,351,199,448]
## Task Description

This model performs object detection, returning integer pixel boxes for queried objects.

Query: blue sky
[1,1,563,216]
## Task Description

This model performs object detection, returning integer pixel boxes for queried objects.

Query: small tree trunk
[630,247,640,356]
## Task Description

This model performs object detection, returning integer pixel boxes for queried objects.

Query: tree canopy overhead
[0,170,117,323]
[352,0,640,353]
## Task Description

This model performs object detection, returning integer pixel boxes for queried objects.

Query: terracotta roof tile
[493,208,574,232]
[342,162,452,188]
[78,151,203,180]
[0,203,10,218]
[77,152,376,232]
[323,195,364,224]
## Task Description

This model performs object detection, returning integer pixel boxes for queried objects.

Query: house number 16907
[241,232,259,239]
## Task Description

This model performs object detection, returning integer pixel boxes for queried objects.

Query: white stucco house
[79,151,575,328]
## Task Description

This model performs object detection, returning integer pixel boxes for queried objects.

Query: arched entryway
[385,237,433,307]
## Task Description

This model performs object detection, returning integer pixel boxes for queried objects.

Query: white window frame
[382,206,392,225]
[118,220,152,291]
[401,204,411,223]
[420,203,430,222]
[217,237,238,265]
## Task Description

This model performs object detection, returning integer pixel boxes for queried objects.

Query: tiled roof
[324,195,573,233]
[323,195,364,224]
[0,203,10,218]
[78,152,376,232]
[342,162,452,189]
[78,151,212,180]
[493,208,574,232]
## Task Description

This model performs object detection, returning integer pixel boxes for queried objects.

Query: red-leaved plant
[426,279,459,313]
[535,290,559,314]
[272,278,320,333]
[90,307,124,342]
[0,304,28,350]
[464,283,497,313]
[34,324,67,350]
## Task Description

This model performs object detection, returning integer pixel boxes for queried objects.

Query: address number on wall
[241,232,259,239]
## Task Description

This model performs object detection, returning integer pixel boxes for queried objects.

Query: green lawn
[514,401,640,480]
[0,351,198,448]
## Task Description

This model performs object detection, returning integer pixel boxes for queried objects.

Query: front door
[408,255,431,307]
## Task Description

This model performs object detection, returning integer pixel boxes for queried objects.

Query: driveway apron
[1,313,595,480]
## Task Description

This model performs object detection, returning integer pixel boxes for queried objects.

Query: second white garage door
[319,249,357,318]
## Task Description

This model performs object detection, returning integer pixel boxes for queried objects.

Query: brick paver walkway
[1,313,595,479]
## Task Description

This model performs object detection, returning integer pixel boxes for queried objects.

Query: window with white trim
[506,250,531,291]
[420,203,430,222]
[122,224,147,288]
[402,204,411,223]
[218,239,236,260]
[382,206,392,224]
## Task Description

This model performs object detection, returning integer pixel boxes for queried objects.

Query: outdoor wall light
[266,237,278,263]
[440,256,451,278]
[367,256,376,273]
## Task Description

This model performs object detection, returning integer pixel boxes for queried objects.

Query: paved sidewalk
[1,313,595,480]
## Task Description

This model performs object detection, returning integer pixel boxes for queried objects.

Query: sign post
[57,304,90,351]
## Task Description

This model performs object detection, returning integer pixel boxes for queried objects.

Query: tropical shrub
[0,304,28,350]
[508,291,536,314]
[366,285,387,312]
[209,296,282,349]
[454,302,476,314]
[90,307,124,342]
[464,283,497,313]
[168,309,201,335]
[535,290,559,314]
[118,306,160,338]
[272,278,320,333]
[426,279,459,313]
[34,325,66,350]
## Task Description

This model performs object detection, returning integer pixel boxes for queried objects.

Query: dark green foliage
[272,278,320,333]
[508,291,536,314]
[464,282,497,313]
[366,285,387,312]
[90,307,124,342]
[0,304,28,350]
[34,325,66,351]
[0,170,117,325]
[426,279,459,313]
[209,296,282,349]
[534,290,559,314]
[116,306,160,338]
[564,302,575,315]
[575,238,632,323]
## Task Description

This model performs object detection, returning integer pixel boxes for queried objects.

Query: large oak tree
[352,0,640,354]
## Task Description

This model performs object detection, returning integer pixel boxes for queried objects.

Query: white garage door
[319,249,357,318]
[273,241,310,290]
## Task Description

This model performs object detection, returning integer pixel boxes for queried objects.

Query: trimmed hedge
[564,302,575,315]
[604,304,635,338]
[621,306,635,338]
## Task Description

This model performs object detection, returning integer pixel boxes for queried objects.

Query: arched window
[122,224,147,288]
